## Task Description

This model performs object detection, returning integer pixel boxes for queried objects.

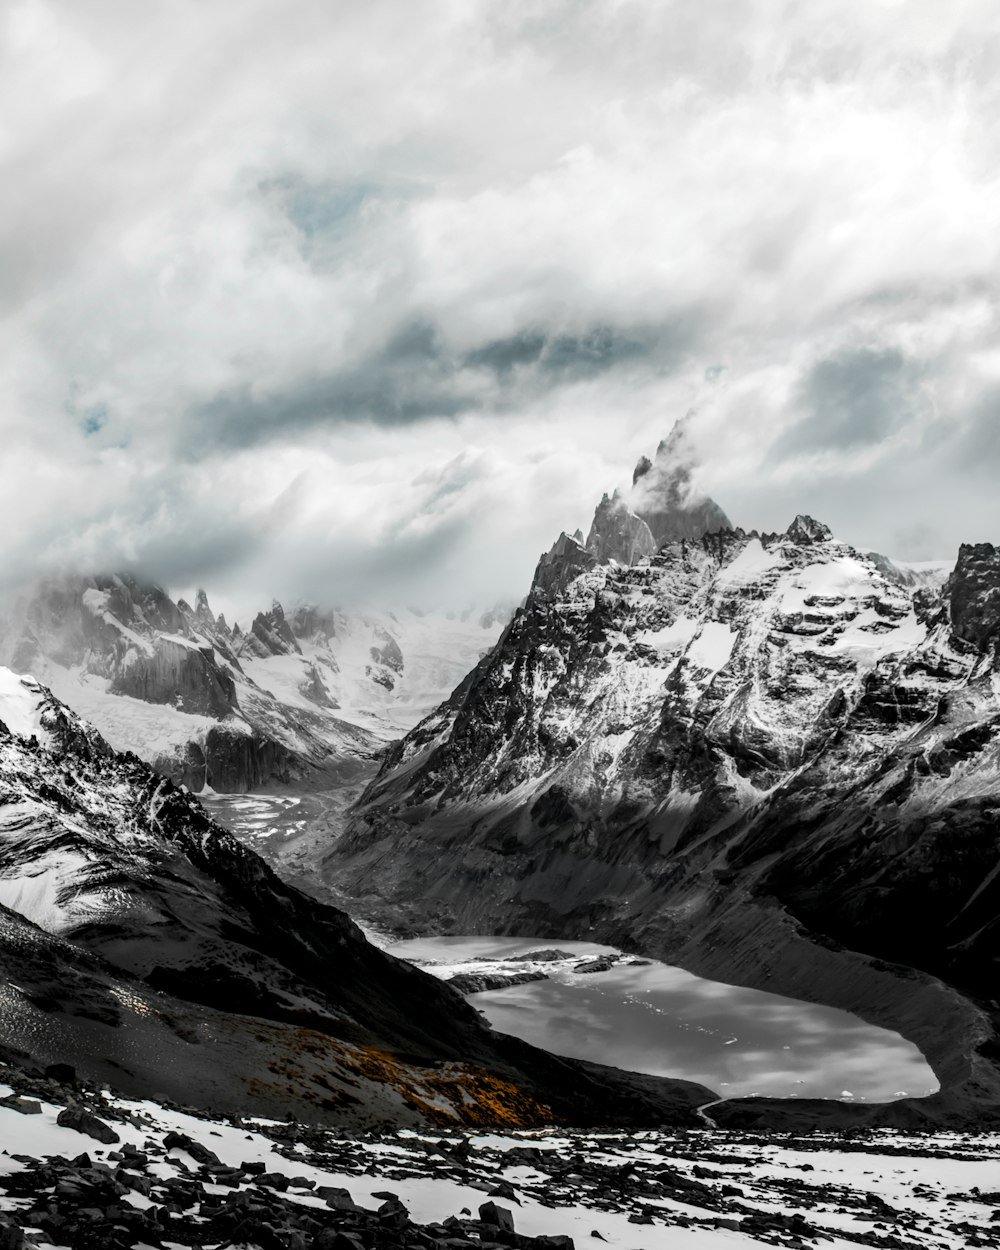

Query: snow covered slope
[0,577,506,792]
[241,602,507,738]
[332,521,1000,1129]
[0,577,382,792]
[0,669,714,1130]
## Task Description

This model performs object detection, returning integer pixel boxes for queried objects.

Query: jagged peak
[785,515,834,545]
[623,419,732,548]
[632,454,653,486]
[550,530,587,554]
[194,588,213,621]
[585,491,656,567]
[531,530,598,596]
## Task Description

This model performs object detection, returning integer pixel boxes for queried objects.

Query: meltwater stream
[385,936,938,1102]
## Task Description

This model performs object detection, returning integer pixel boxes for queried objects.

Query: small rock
[479,1201,515,1231]
[56,1106,120,1145]
[0,1097,41,1116]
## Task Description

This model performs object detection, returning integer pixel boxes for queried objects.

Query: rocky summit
[534,418,731,594]
[330,504,1000,1129]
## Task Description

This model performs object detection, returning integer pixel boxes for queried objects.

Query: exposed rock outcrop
[111,634,238,717]
[532,532,599,596]
[245,599,303,658]
[585,491,656,566]
[948,541,1000,651]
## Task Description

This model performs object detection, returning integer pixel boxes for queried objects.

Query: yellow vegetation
[246,1022,556,1128]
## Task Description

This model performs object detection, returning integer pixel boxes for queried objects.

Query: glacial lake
[384,935,938,1102]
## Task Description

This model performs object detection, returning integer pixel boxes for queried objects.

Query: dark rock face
[110,635,238,717]
[585,492,656,566]
[532,532,599,596]
[329,522,1000,1128]
[948,541,1000,651]
[784,514,833,545]
[246,600,303,658]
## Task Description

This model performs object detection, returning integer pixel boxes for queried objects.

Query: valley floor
[1,1068,998,1250]
[200,773,378,908]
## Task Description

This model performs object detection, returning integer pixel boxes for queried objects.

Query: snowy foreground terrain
[0,1066,998,1249]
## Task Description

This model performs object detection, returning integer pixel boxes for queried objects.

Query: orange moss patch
[236,1021,556,1128]
[339,1043,556,1128]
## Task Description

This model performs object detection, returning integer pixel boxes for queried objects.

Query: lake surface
[384,935,938,1102]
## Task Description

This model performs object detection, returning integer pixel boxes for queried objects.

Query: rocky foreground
[1,1062,999,1250]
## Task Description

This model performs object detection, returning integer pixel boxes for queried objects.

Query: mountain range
[0,667,710,1132]
[324,429,1000,1129]
[0,419,997,1140]
[0,578,505,793]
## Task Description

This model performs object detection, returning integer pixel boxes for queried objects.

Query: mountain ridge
[0,575,507,794]
[328,511,1000,1128]
[0,667,713,1129]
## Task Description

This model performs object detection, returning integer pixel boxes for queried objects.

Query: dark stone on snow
[56,1106,120,1144]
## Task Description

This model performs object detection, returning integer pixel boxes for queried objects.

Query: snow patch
[685,622,736,674]
[0,850,92,932]
[638,616,699,651]
[715,538,783,585]
[0,669,50,745]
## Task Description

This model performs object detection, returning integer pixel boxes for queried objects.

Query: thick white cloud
[3,0,1000,609]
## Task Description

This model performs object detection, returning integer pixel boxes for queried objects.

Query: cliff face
[329,516,1000,1127]
[947,541,1000,650]
[627,419,732,547]
[111,634,239,717]
[585,492,657,566]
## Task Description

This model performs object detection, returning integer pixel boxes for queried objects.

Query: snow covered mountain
[0,577,506,793]
[331,505,1000,1128]
[0,667,712,1129]
[239,600,508,738]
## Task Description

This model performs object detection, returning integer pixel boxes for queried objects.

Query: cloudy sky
[3,0,1000,614]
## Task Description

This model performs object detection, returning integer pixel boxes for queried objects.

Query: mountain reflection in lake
[385,936,937,1101]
